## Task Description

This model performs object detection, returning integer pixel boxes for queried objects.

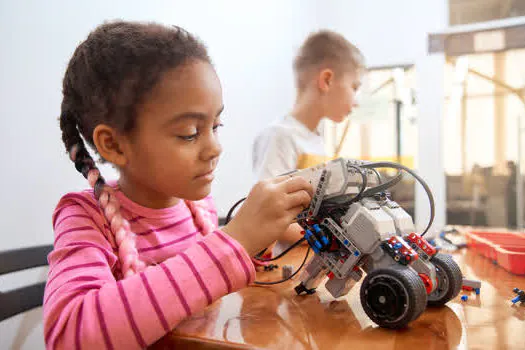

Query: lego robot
[287,158,463,329]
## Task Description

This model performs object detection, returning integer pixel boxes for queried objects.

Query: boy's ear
[92,124,128,167]
[318,69,334,93]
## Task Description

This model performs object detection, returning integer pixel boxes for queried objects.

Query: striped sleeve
[44,195,256,350]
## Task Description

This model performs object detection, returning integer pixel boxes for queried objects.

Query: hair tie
[69,144,80,162]
[94,177,106,199]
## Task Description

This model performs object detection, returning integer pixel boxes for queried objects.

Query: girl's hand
[222,176,313,256]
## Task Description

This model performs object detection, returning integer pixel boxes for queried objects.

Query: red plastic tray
[465,230,525,275]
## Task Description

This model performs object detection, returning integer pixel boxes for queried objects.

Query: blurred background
[2,0,525,348]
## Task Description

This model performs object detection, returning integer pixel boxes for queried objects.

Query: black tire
[427,253,463,307]
[360,265,428,329]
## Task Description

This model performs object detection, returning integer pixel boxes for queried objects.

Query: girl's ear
[92,124,128,167]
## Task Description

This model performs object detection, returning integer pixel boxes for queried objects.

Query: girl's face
[121,60,224,202]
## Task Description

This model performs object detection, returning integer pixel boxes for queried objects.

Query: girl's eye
[177,124,223,141]
[213,123,224,133]
[178,133,198,141]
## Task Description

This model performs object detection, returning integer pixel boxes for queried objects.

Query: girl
[44,21,312,349]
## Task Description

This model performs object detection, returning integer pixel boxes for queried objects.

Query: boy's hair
[293,30,365,91]
[59,21,210,278]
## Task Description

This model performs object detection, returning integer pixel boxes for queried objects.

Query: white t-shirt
[252,115,326,181]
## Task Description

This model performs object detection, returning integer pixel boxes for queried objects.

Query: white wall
[317,0,446,67]
[0,1,448,349]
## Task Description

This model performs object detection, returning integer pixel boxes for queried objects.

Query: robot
[286,158,463,329]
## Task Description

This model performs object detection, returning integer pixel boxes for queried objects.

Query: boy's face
[121,61,224,202]
[322,69,361,123]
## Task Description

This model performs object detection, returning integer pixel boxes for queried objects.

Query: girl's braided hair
[59,21,210,277]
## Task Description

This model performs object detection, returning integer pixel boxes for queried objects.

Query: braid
[58,21,210,278]
[59,111,146,277]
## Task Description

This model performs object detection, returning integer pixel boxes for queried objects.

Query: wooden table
[152,246,525,350]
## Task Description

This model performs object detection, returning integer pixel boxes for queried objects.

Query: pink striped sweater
[43,186,256,349]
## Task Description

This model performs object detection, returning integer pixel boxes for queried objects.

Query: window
[443,49,525,227]
[449,0,525,26]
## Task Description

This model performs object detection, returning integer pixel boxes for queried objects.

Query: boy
[252,30,365,247]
